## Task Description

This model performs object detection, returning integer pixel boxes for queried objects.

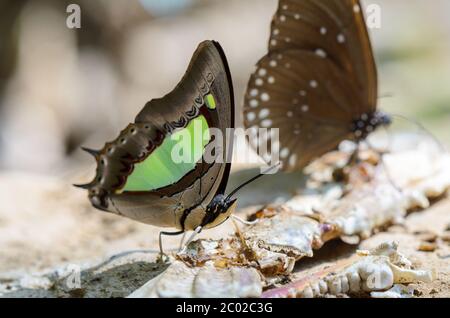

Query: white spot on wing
[246,112,256,121]
[261,93,270,102]
[268,76,275,84]
[301,105,309,112]
[320,27,327,35]
[258,68,267,76]
[269,60,277,67]
[255,78,264,86]
[249,99,259,108]
[250,88,259,97]
[280,15,286,22]
[309,80,318,88]
[315,49,327,58]
[337,33,346,43]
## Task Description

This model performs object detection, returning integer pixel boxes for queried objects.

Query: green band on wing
[205,94,216,109]
[122,115,210,191]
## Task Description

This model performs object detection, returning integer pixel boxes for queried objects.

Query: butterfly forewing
[269,0,377,110]
[244,0,378,171]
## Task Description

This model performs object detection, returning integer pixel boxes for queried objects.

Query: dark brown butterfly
[243,0,391,171]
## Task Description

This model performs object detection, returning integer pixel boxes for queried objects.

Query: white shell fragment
[128,261,262,298]
[371,284,415,298]
[244,213,323,259]
[385,151,450,209]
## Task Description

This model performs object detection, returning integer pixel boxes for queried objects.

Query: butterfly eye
[315,49,327,58]
[261,93,270,102]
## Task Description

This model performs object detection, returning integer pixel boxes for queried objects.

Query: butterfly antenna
[390,113,447,153]
[226,163,280,200]
[231,215,259,226]
[364,138,402,192]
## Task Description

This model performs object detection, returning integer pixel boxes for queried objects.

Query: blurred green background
[0,0,449,176]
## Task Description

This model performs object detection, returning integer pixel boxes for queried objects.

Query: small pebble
[388,225,407,233]
[418,242,437,252]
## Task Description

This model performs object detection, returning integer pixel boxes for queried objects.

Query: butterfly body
[350,111,391,141]
[76,40,236,233]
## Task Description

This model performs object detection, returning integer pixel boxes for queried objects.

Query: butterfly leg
[333,142,362,182]
[158,230,184,263]
[178,231,187,252]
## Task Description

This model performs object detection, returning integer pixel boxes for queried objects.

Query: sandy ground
[0,168,448,297]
